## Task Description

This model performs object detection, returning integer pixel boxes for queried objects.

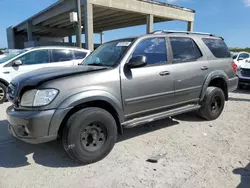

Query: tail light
[232,61,237,72]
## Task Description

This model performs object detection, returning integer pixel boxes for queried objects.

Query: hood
[239,63,250,69]
[8,66,106,103]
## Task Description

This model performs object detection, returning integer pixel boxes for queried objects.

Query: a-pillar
[100,32,104,44]
[146,15,154,34]
[68,35,72,44]
[84,0,94,51]
[187,21,194,32]
[26,21,33,41]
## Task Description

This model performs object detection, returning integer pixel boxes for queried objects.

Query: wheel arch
[49,90,124,137]
[200,71,229,101]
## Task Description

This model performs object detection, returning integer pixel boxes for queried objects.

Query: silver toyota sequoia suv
[6,30,238,164]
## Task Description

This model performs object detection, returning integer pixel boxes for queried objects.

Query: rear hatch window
[202,38,231,58]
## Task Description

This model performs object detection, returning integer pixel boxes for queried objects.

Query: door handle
[159,71,170,76]
[201,66,208,70]
[3,71,10,74]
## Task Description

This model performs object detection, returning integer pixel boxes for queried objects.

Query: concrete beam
[84,1,94,51]
[146,15,154,33]
[187,21,194,32]
[88,0,194,22]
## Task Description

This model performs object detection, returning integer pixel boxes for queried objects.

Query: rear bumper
[6,105,57,144]
[238,78,250,85]
[228,77,239,92]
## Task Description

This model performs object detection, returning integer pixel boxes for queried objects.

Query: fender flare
[49,90,124,136]
[200,70,229,101]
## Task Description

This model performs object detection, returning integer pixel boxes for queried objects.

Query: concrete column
[26,21,33,41]
[146,15,154,34]
[84,1,94,51]
[100,32,104,44]
[6,27,15,49]
[75,0,82,48]
[68,35,72,44]
[187,21,194,32]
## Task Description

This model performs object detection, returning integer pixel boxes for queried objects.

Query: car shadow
[118,118,179,142]
[0,118,179,168]
[233,163,250,188]
[173,111,204,122]
[232,88,249,94]
[229,97,250,102]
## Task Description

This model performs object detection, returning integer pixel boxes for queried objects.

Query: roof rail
[151,30,216,37]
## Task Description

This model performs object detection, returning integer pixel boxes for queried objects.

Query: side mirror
[13,60,22,66]
[238,57,244,61]
[127,55,146,68]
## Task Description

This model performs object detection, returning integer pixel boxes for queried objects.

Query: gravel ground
[0,90,249,188]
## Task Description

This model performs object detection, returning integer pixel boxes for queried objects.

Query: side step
[122,104,200,128]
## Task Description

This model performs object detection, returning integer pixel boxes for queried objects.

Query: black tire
[0,83,7,104]
[62,107,117,164]
[199,87,225,121]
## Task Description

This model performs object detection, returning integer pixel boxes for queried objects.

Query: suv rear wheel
[199,87,225,120]
[62,107,117,164]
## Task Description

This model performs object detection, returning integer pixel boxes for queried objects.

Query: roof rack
[151,30,216,37]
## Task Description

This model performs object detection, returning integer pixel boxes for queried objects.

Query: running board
[122,104,200,128]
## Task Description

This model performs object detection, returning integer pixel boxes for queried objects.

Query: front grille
[241,68,250,77]
[7,83,17,103]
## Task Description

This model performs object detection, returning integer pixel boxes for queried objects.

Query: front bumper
[7,105,57,144]
[228,77,239,92]
[238,78,250,85]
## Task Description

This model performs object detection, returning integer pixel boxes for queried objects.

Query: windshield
[83,39,135,67]
[0,50,27,64]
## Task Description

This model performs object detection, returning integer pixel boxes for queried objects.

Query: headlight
[20,89,59,107]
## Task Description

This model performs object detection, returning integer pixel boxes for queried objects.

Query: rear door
[169,37,210,104]
[50,49,74,67]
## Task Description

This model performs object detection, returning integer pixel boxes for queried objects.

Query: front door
[169,37,210,104]
[9,49,51,80]
[121,37,175,120]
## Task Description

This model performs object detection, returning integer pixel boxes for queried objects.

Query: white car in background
[0,46,91,103]
[232,52,250,66]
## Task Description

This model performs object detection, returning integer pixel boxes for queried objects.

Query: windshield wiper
[86,63,106,67]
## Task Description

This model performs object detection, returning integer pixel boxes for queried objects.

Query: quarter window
[74,51,87,60]
[132,37,167,65]
[16,50,50,65]
[52,49,73,62]
[170,37,202,63]
[202,38,231,58]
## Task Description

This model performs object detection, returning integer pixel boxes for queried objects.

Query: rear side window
[170,37,202,63]
[74,51,87,60]
[52,49,73,62]
[202,38,231,58]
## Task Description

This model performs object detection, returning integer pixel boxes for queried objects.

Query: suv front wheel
[199,87,225,120]
[62,107,117,164]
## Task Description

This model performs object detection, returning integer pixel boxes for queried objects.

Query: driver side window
[132,37,167,66]
[16,50,50,65]
[239,53,249,60]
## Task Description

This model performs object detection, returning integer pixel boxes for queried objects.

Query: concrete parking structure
[7,0,195,50]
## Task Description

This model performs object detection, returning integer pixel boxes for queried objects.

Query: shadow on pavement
[233,163,250,188]
[229,97,250,102]
[0,118,180,168]
[173,111,204,122]
[232,89,249,94]
[118,118,179,142]
[0,120,79,168]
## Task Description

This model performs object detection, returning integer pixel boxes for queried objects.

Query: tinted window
[52,49,73,62]
[202,38,231,58]
[232,55,238,59]
[132,37,167,65]
[170,37,202,63]
[17,50,49,65]
[74,51,87,60]
[239,53,250,59]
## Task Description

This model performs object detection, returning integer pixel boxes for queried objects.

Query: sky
[0,0,249,48]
